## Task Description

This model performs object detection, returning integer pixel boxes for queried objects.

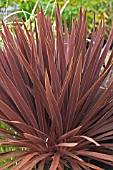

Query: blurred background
[0,0,113,38]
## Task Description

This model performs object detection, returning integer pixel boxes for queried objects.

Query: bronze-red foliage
[0,7,113,169]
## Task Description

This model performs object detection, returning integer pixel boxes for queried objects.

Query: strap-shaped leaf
[37,160,45,170]
[56,143,78,147]
[0,151,27,162]
[50,154,60,170]
[45,39,61,99]
[66,53,82,131]
[76,150,113,162]
[0,100,24,122]
[0,68,38,129]
[24,133,46,147]
[58,56,74,110]
[81,81,113,130]
[22,153,52,170]
[11,152,39,170]
[45,71,63,136]
[14,44,50,114]
[0,154,26,170]
[57,126,81,142]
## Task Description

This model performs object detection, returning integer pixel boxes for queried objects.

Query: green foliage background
[0,0,113,37]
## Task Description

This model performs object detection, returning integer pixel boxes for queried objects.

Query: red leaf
[50,154,60,170]
[56,143,78,147]
[66,53,82,131]
[45,71,63,136]
[76,150,113,162]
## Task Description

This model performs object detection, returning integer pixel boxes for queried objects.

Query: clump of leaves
[0,6,113,170]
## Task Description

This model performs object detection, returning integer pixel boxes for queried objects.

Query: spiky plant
[0,6,113,170]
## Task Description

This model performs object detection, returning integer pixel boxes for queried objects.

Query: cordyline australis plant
[0,6,113,170]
